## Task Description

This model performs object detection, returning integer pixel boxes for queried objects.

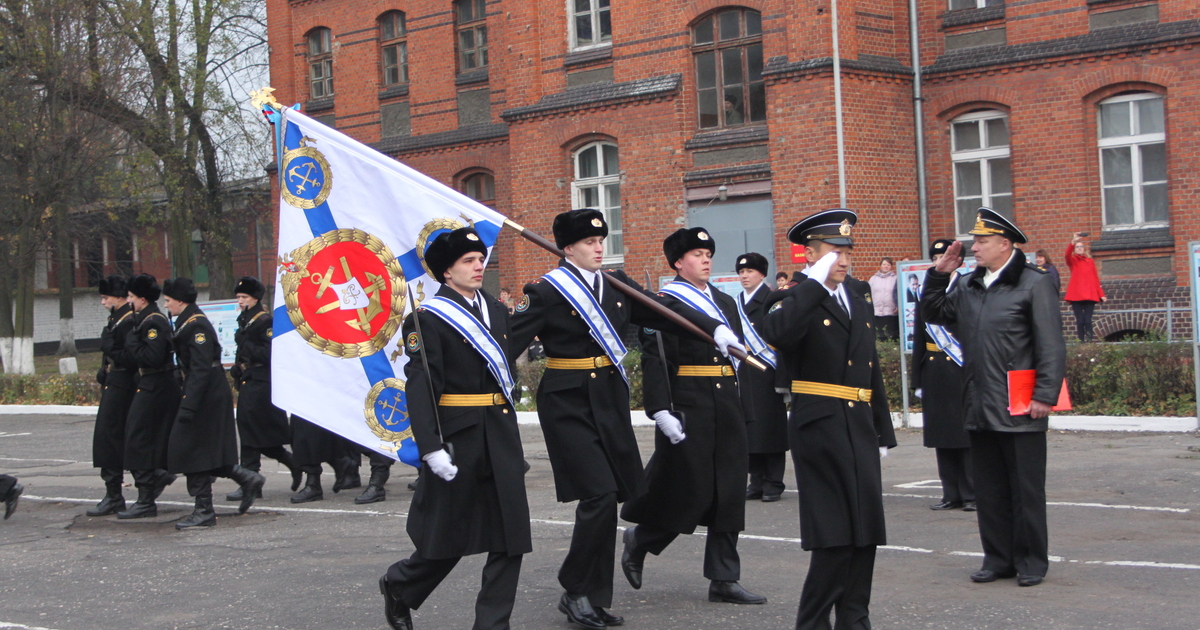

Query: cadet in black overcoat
[380,228,530,630]
[1,474,21,520]
[911,240,974,511]
[761,210,897,630]
[733,253,789,502]
[621,227,766,607]
[116,274,180,520]
[507,210,730,628]
[88,276,138,517]
[227,276,300,502]
[162,278,265,530]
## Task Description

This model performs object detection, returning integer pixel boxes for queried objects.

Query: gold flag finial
[250,86,281,111]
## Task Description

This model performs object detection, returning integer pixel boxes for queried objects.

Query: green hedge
[0,374,102,405]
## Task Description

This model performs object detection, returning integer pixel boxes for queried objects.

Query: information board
[196,299,240,366]
[897,257,976,353]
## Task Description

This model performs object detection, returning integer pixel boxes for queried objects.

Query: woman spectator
[1035,249,1061,294]
[868,257,899,341]
[1064,233,1105,341]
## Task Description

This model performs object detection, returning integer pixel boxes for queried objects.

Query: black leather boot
[332,457,361,493]
[277,449,303,492]
[224,485,264,502]
[228,466,266,514]
[291,472,323,503]
[87,480,126,517]
[175,492,216,530]
[117,485,157,519]
[150,470,177,501]
[355,466,390,504]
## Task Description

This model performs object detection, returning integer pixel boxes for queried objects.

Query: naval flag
[270,109,506,466]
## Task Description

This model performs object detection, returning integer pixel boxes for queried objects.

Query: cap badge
[466,233,480,241]
[698,232,710,241]
[974,213,987,232]
[591,218,603,228]
[934,243,945,250]
[839,219,852,236]
[739,258,747,265]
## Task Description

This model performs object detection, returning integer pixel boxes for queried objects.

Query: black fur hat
[234,276,266,301]
[98,275,128,298]
[663,227,716,268]
[163,277,198,304]
[552,208,609,249]
[735,252,769,276]
[928,239,957,260]
[426,227,488,282]
[127,274,161,301]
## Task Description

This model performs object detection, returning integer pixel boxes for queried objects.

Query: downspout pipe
[910,0,929,249]
[832,0,847,207]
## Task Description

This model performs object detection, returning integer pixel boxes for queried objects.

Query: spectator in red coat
[1064,233,1106,341]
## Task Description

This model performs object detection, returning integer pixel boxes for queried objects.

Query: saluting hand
[933,240,964,274]
[806,250,840,286]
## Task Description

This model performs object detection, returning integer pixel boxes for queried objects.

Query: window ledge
[378,84,409,100]
[1087,0,1150,6]
[1091,226,1172,251]
[455,67,489,86]
[941,5,1006,29]
[565,45,613,68]
[305,97,335,113]
[685,125,769,150]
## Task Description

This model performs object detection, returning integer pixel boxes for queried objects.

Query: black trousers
[130,468,170,490]
[0,474,16,499]
[970,430,1048,577]
[1071,301,1097,341]
[386,551,522,630]
[632,523,740,582]
[748,452,786,496]
[100,467,124,491]
[240,444,293,471]
[185,466,237,497]
[559,492,616,607]
[795,545,876,630]
[935,448,974,503]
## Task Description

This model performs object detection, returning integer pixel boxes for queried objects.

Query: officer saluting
[88,276,137,517]
[761,210,897,630]
[228,276,301,502]
[117,274,179,519]
[162,278,266,529]
[620,227,766,606]
[379,227,529,630]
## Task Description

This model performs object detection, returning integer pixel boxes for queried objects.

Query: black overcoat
[737,283,788,454]
[620,278,748,534]
[291,416,342,467]
[122,304,180,471]
[93,304,138,469]
[508,263,721,503]
[404,286,531,560]
[911,279,970,450]
[166,304,238,474]
[762,278,897,550]
[233,304,291,448]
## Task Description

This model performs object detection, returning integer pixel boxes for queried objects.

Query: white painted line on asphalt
[0,457,77,464]
[0,433,33,438]
[894,480,942,489]
[1046,501,1190,513]
[0,622,65,630]
[0,405,98,415]
[24,495,402,517]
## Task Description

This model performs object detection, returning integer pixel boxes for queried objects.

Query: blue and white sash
[542,267,628,383]
[421,296,516,407]
[923,273,964,366]
[660,281,739,370]
[735,290,777,370]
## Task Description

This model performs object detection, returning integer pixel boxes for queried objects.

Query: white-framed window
[571,142,623,262]
[570,0,611,50]
[1098,93,1167,228]
[949,0,1002,10]
[951,110,1012,236]
[307,28,334,99]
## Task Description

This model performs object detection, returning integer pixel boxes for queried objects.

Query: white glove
[914,388,923,399]
[879,447,889,459]
[652,410,686,444]
[713,325,746,358]
[423,449,458,481]
[806,250,840,286]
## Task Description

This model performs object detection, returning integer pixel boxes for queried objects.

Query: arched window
[951,110,1011,235]
[455,0,488,72]
[572,142,622,261]
[692,8,765,129]
[460,171,496,206]
[1098,93,1166,228]
[570,0,612,50]
[307,28,333,99]
[379,12,408,86]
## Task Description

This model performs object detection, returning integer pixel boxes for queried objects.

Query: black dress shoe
[379,576,413,630]
[4,483,22,520]
[708,580,767,604]
[761,493,782,503]
[962,501,977,512]
[620,527,644,590]
[970,569,1017,583]
[929,500,964,511]
[595,607,623,626]
[745,487,763,500]
[355,484,387,504]
[1017,574,1044,587]
[558,593,605,629]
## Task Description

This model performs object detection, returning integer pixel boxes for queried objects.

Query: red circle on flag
[296,240,394,345]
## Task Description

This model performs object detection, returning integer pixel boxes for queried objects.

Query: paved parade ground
[2,412,1199,630]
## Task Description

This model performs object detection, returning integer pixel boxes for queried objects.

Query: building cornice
[501,73,681,122]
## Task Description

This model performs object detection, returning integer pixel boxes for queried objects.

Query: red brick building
[266,0,1200,339]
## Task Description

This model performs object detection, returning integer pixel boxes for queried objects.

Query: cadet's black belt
[138,367,173,376]
[438,393,507,406]
[925,343,941,352]
[677,365,735,377]
[105,365,127,373]
[242,362,265,369]
[791,381,872,402]
[545,356,613,370]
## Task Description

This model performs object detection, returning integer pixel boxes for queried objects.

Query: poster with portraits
[897,257,977,353]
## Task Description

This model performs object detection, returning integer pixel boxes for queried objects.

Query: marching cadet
[508,209,740,628]
[911,240,975,511]
[342,444,395,504]
[620,228,766,607]
[379,227,529,630]
[87,276,138,517]
[227,276,301,502]
[761,209,897,630]
[288,416,344,503]
[117,274,179,519]
[1,474,21,520]
[733,253,788,502]
[162,278,266,529]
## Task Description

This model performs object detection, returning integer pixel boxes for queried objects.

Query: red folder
[1007,370,1072,416]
